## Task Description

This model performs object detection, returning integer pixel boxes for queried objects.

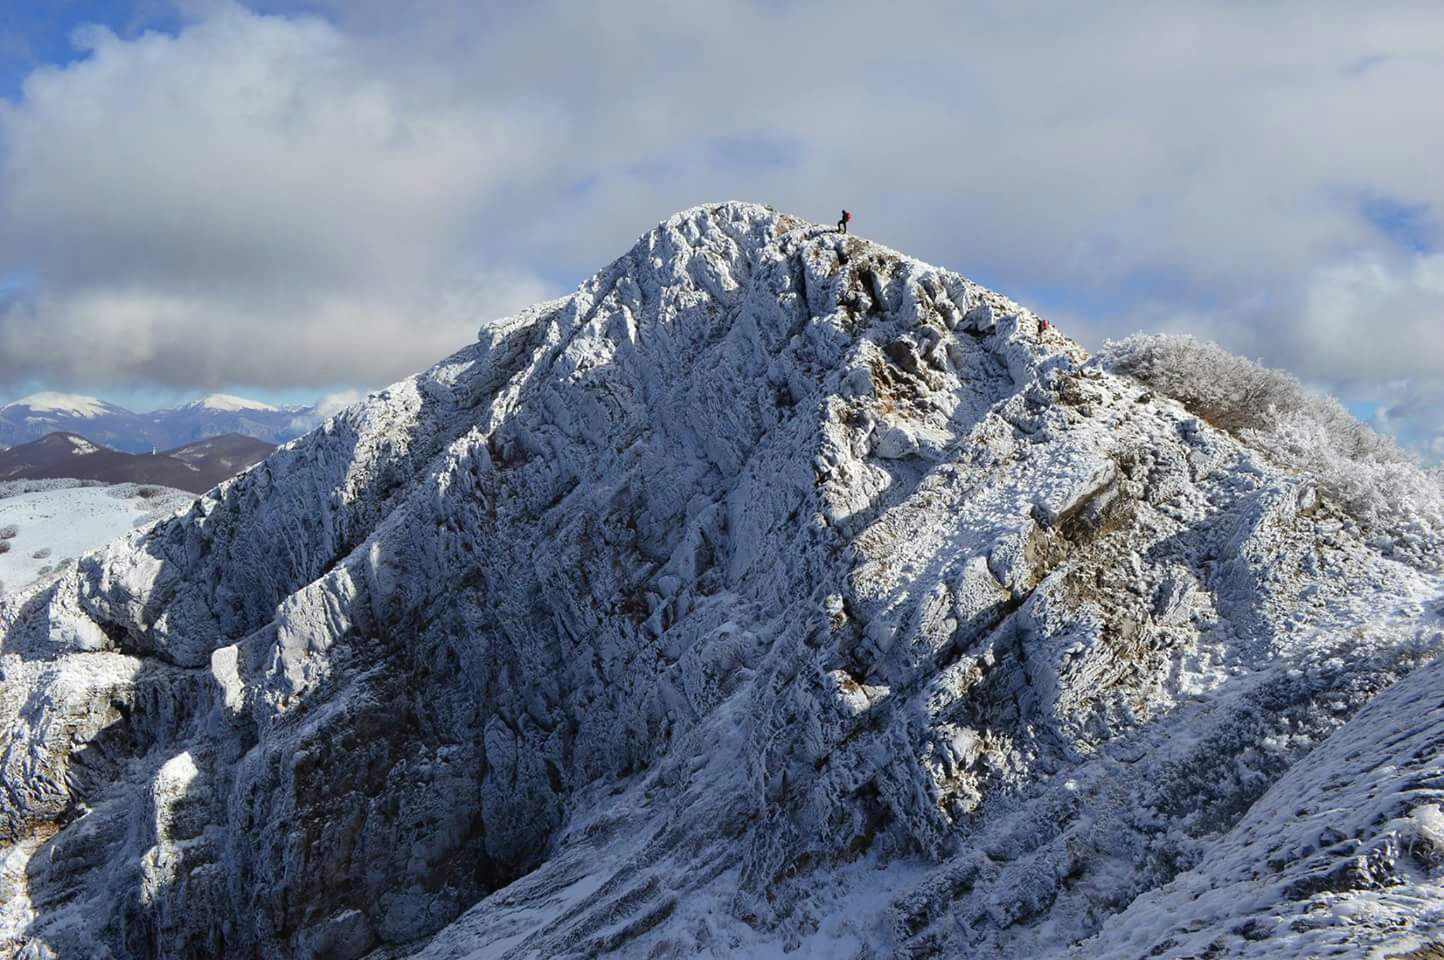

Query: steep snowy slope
[1,203,1441,960]
[1083,651,1444,958]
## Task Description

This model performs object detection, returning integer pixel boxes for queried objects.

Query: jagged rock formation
[2,203,1441,959]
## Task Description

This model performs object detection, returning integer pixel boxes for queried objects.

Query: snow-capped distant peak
[192,393,279,413]
[4,392,112,418]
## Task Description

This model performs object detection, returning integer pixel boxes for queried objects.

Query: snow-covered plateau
[2,203,1442,959]
[0,482,195,598]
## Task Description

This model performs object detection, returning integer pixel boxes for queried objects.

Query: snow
[1080,633,1444,958]
[4,392,111,418]
[0,483,194,595]
[192,393,279,412]
[1,202,1442,959]
[65,437,101,455]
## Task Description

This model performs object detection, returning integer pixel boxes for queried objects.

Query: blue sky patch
[1347,399,1380,423]
[0,271,37,296]
[1361,194,1436,254]
[0,1,181,100]
[0,0,329,101]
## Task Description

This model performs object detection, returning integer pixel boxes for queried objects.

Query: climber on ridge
[838,209,852,234]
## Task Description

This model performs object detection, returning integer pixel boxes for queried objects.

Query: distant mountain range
[0,392,322,452]
[0,431,275,493]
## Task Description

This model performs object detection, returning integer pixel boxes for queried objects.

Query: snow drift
[2,203,1442,959]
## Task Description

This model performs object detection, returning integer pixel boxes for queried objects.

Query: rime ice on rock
[2,203,1442,959]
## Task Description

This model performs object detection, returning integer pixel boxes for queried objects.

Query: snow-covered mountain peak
[188,393,279,413]
[2,204,1442,959]
[3,391,118,417]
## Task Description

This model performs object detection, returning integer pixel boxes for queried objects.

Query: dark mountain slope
[0,432,274,493]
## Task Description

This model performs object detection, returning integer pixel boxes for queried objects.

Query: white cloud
[0,270,549,387]
[1127,252,1444,462]
[1292,254,1444,382]
[0,2,555,389]
[313,388,363,419]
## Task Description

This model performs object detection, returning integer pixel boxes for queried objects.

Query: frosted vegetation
[1,205,1441,959]
[1101,334,1444,569]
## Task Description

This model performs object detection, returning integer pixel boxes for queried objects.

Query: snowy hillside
[0,481,195,596]
[1,203,1441,960]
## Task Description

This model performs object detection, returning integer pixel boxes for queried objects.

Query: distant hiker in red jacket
[838,209,851,233]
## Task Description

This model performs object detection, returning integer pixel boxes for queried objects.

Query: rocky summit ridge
[2,202,1442,959]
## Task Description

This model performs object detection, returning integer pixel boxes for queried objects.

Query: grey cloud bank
[0,0,1440,456]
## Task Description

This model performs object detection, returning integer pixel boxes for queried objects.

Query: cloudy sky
[0,1,1440,459]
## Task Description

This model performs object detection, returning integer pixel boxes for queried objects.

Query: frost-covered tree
[1101,334,1444,567]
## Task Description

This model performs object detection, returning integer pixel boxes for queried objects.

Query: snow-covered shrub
[1263,411,1444,560]
[0,540,10,555]
[1100,336,1404,458]
[0,524,17,539]
[1101,334,1444,565]
[31,547,51,560]
[1102,335,1279,434]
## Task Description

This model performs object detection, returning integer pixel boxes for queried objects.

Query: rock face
[2,203,1442,959]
